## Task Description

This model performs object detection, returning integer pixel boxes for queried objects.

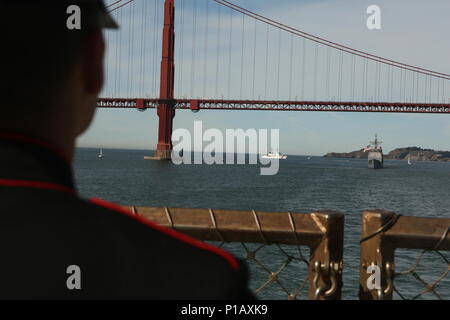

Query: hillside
[324,147,450,162]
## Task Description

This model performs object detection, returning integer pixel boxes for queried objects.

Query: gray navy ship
[367,134,384,169]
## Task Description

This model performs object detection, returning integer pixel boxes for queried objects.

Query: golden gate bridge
[97,0,450,159]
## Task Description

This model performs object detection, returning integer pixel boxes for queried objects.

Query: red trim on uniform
[0,179,75,194]
[0,133,71,165]
[89,198,240,271]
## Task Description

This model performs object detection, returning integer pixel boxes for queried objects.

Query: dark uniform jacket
[0,134,253,299]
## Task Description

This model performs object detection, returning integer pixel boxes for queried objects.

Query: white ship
[98,148,104,158]
[262,150,287,160]
[366,134,383,169]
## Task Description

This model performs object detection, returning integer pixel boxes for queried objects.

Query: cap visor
[102,11,119,29]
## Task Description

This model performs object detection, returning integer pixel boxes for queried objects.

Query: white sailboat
[98,148,104,158]
[407,154,412,165]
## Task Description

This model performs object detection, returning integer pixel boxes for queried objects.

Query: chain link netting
[393,248,450,300]
[391,223,450,300]
[209,241,311,299]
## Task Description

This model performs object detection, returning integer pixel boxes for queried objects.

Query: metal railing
[359,210,450,300]
[120,206,449,299]
[123,206,344,300]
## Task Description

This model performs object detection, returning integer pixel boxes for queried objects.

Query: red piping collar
[0,133,72,166]
[90,198,240,271]
[0,179,239,271]
[0,179,75,194]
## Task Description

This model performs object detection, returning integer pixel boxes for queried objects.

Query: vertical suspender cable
[374,62,378,101]
[191,0,197,97]
[117,9,123,96]
[386,65,389,102]
[365,59,368,101]
[215,4,221,98]
[429,75,432,103]
[407,70,410,102]
[416,72,419,103]
[325,47,330,100]
[362,59,366,101]
[152,0,158,97]
[374,62,377,101]
[336,51,342,101]
[313,42,318,100]
[402,69,405,102]
[227,8,233,98]
[379,63,382,101]
[437,78,440,103]
[289,34,293,100]
[240,14,245,99]
[386,63,390,102]
[114,10,120,97]
[127,2,132,97]
[104,27,109,96]
[379,63,382,100]
[203,0,209,98]
[252,19,257,99]
[391,67,394,102]
[339,51,342,101]
[351,54,355,100]
[413,72,419,103]
[442,79,444,103]
[130,1,135,96]
[424,75,427,103]
[157,0,161,96]
[276,29,281,99]
[179,0,185,97]
[429,76,432,103]
[139,0,146,97]
[264,24,269,99]
[301,38,306,100]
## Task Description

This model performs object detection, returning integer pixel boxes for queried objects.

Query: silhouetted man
[0,0,253,299]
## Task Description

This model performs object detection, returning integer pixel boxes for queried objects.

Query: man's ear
[83,30,105,96]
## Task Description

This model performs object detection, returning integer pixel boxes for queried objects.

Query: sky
[77,0,450,155]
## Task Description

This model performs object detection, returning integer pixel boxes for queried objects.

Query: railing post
[307,211,344,300]
[359,210,396,300]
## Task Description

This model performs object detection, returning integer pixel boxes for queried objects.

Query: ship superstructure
[367,134,384,169]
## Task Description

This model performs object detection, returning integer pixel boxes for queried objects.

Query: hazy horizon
[77,143,450,156]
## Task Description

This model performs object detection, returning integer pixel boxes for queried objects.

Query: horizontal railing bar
[384,216,450,251]
[122,206,343,246]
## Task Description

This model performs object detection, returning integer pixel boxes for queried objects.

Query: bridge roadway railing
[359,210,450,300]
[121,206,344,300]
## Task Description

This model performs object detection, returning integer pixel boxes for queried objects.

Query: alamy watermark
[171,121,282,176]
[366,5,382,30]
[66,265,82,290]
[366,264,381,290]
[66,5,81,30]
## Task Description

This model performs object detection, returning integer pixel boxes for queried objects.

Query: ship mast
[370,134,382,150]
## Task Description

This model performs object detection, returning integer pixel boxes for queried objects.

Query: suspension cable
[213,0,450,80]
[109,0,135,13]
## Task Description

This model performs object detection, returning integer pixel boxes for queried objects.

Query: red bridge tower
[153,0,175,160]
